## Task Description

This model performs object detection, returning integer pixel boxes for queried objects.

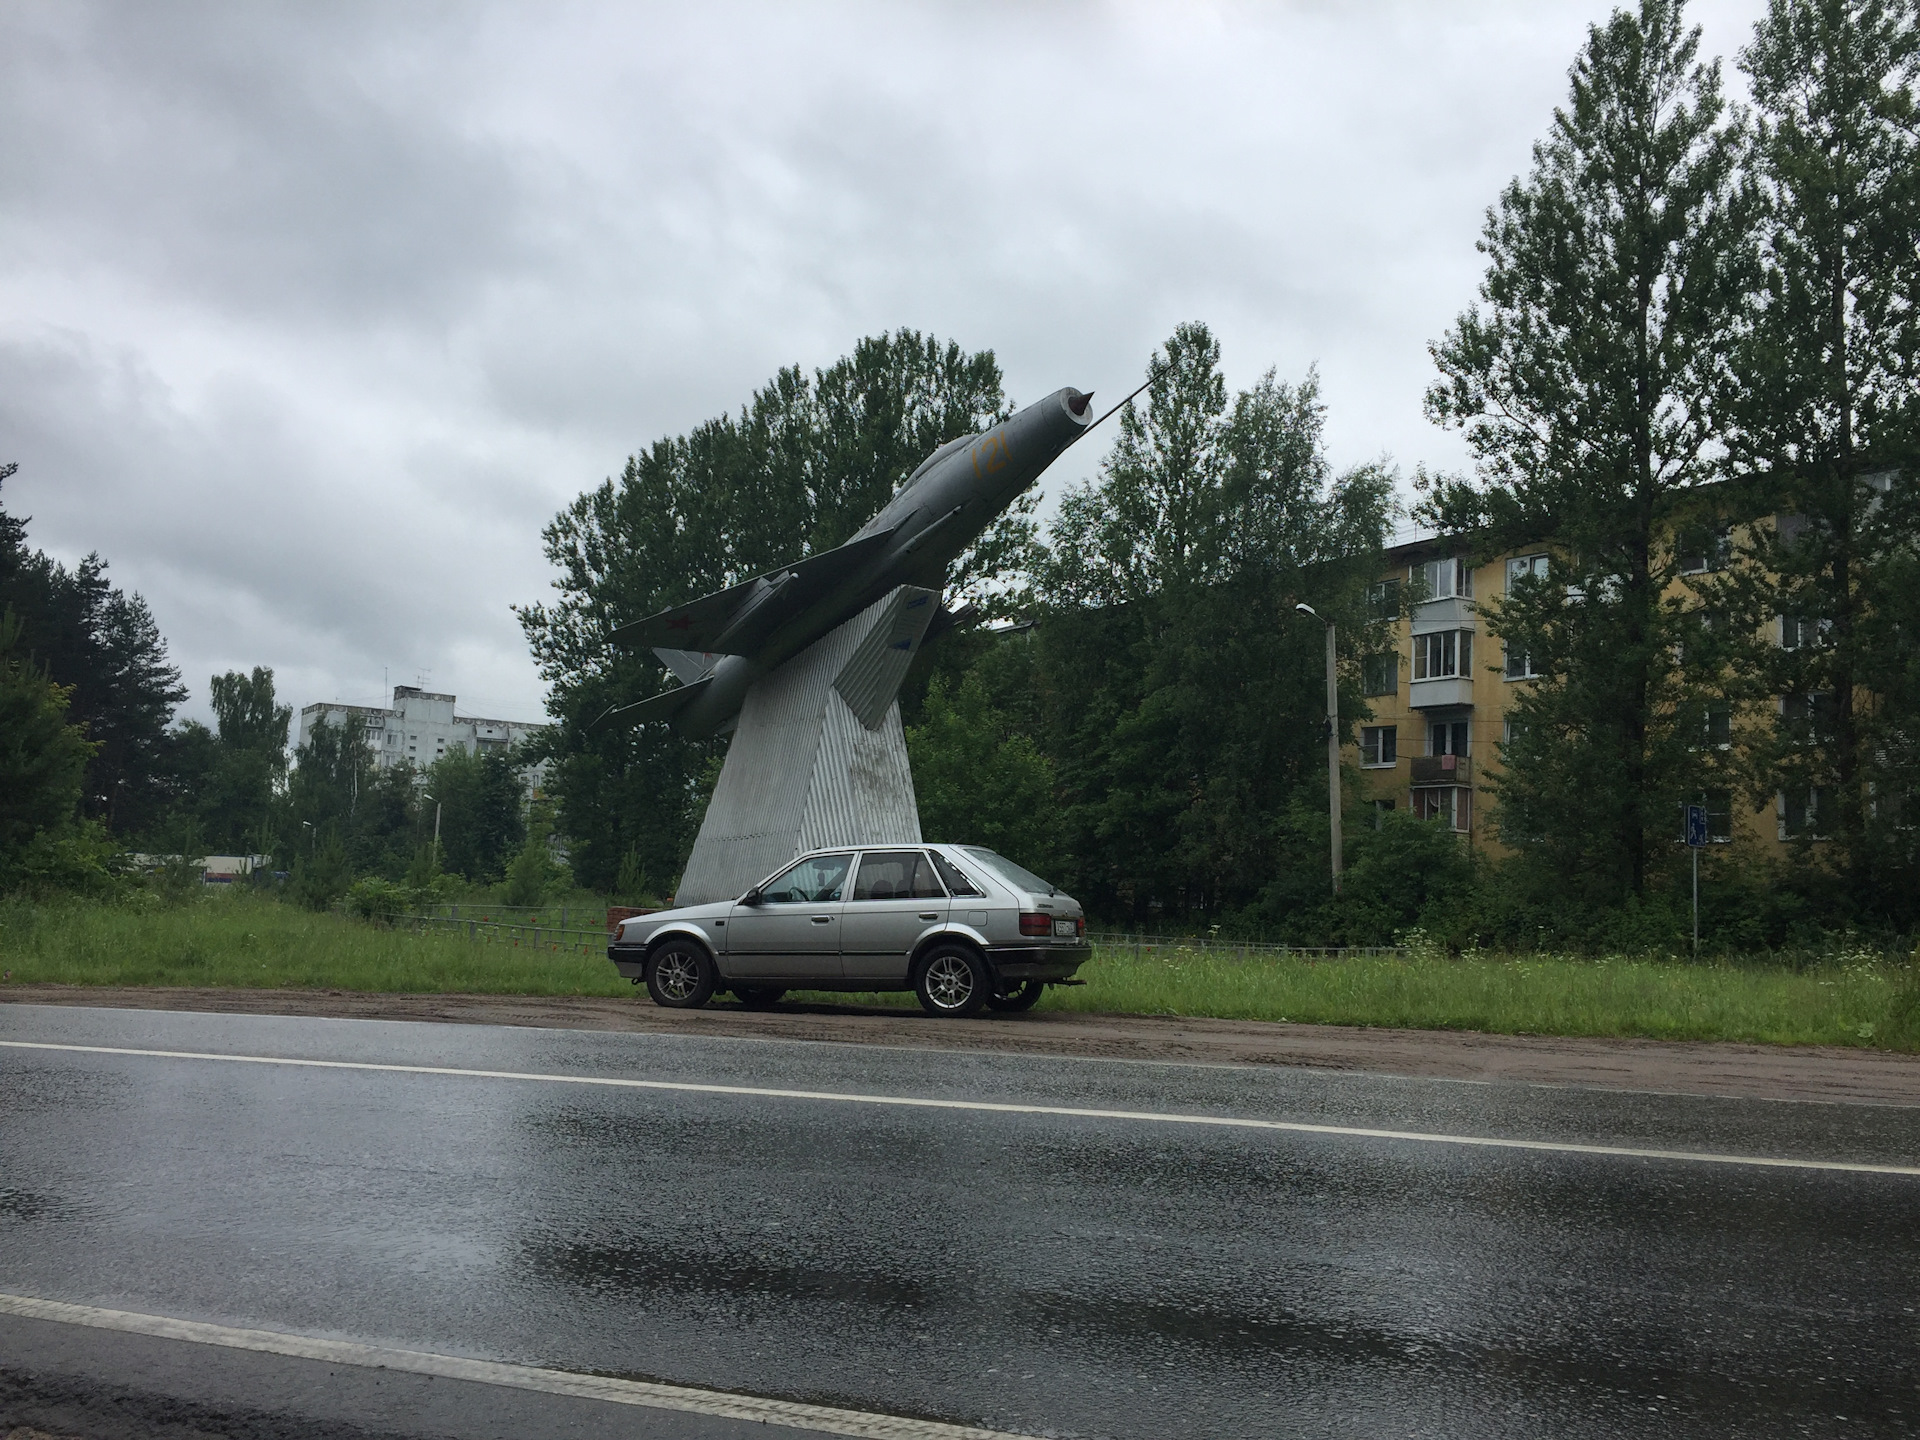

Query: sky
[0,0,1770,729]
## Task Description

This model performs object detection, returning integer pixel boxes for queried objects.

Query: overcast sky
[1,0,1769,728]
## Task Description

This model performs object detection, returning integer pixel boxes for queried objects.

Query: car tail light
[1019,912,1051,937]
[1076,916,1085,937]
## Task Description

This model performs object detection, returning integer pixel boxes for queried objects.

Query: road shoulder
[4,983,1918,1107]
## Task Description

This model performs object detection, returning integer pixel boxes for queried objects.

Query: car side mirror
[740,887,762,906]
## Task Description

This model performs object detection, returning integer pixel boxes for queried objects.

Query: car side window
[929,851,983,898]
[853,851,946,901]
[760,853,852,904]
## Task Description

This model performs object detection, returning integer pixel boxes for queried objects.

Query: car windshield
[960,847,1057,897]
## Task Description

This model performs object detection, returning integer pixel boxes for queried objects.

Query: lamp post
[423,793,443,869]
[1296,603,1342,893]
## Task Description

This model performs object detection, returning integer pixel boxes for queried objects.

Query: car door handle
[811,915,833,924]
[919,913,938,920]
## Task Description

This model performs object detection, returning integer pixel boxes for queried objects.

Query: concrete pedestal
[673,585,938,905]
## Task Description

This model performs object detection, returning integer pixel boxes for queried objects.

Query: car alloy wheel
[916,946,989,1017]
[646,941,716,1009]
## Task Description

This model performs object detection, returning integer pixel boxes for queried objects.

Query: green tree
[906,672,1062,873]
[420,743,527,883]
[519,330,1011,891]
[0,465,187,837]
[0,608,99,887]
[183,667,292,855]
[1719,0,1920,920]
[1029,324,1396,925]
[1424,0,1750,907]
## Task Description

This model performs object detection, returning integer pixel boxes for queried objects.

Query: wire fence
[1086,933,1405,961]
[374,903,618,958]
[351,905,1403,964]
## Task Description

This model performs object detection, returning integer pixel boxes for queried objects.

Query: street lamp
[1296,602,1342,893]
[422,793,443,868]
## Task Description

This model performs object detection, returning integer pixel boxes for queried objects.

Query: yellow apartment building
[1350,532,1793,859]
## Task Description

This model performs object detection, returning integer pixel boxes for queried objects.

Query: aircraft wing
[608,574,766,653]
[582,675,714,735]
[608,524,903,655]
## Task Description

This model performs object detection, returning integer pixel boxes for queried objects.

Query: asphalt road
[2,1003,1916,1439]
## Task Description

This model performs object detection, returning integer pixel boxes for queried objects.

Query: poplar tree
[1424,0,1749,906]
[1723,0,1920,919]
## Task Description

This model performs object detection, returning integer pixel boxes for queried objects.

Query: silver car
[608,843,1089,1016]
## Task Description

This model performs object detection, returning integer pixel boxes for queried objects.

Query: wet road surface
[2,1003,1917,1438]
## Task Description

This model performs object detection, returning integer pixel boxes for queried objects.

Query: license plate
[1053,918,1076,938]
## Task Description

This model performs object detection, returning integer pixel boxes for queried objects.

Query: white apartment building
[297,685,551,795]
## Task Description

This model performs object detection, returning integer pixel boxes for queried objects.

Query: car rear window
[929,851,983,897]
[961,847,1056,897]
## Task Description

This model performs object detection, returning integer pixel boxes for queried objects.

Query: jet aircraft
[591,385,1096,738]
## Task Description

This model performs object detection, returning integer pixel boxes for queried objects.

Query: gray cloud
[0,0,1769,727]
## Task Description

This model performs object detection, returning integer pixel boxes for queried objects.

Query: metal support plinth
[673,586,937,906]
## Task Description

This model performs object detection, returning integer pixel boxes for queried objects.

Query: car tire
[733,986,787,1010]
[915,945,990,1017]
[987,979,1045,1012]
[646,940,717,1009]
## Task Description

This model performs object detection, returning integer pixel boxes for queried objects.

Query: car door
[840,849,948,983]
[724,852,851,981]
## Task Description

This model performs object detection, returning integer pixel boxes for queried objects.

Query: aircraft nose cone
[1066,389,1092,417]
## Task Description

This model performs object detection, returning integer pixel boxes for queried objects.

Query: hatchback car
[607,843,1089,1016]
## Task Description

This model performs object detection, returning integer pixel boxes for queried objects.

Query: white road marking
[0,1291,1029,1440]
[3,1038,1916,1176]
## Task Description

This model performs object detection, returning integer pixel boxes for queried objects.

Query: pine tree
[1723,0,1920,919]
[1424,0,1750,906]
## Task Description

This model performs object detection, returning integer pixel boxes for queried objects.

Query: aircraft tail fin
[653,647,720,684]
[833,585,940,730]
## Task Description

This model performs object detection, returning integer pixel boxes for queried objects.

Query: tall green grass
[2,892,1915,1051]
[0,892,626,996]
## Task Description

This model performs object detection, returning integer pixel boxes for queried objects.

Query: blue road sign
[1684,803,1709,849]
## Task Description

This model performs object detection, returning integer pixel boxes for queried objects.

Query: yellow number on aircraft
[971,432,1010,476]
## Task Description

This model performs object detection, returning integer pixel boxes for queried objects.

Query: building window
[1782,692,1838,744]
[1701,789,1733,843]
[1360,726,1397,767]
[1678,523,1731,574]
[1371,799,1396,828]
[1412,630,1471,681]
[1362,653,1399,697]
[1428,720,1469,757]
[1704,702,1733,749]
[1502,717,1527,747]
[1415,556,1473,601]
[1781,786,1831,839]
[1780,614,1830,650]
[1503,639,1541,680]
[1367,578,1403,621]
[1506,553,1549,588]
[1414,786,1471,832]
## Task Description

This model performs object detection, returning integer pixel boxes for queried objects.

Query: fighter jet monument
[594,385,1097,904]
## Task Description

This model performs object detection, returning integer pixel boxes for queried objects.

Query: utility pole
[1296,603,1342,893]
[423,794,443,870]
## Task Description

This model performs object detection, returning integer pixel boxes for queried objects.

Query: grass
[0,891,627,997]
[2,891,1916,1051]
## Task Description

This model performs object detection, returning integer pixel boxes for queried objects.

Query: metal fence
[395,905,611,959]
[1086,933,1405,961]
[357,906,1401,964]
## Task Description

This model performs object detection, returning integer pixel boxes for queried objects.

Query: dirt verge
[4,984,1919,1107]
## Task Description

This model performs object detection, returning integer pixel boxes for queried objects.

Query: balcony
[1409,676,1475,709]
[1410,754,1472,785]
